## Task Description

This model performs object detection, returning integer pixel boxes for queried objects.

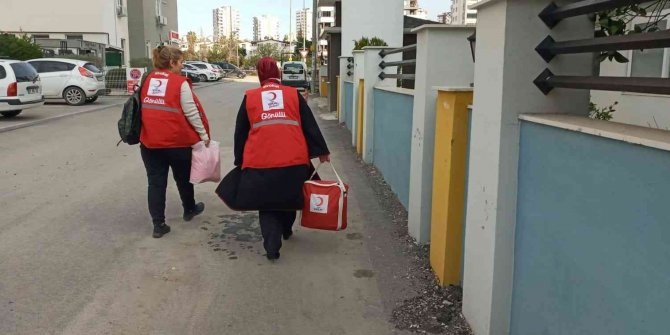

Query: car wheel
[238,73,246,79]
[199,74,208,82]
[63,87,86,106]
[86,95,99,103]
[1,110,22,118]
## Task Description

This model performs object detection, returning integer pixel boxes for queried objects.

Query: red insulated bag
[300,162,349,231]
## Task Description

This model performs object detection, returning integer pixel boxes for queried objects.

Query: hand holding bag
[190,141,222,184]
[300,161,349,231]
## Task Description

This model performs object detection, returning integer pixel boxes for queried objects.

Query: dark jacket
[217,91,329,211]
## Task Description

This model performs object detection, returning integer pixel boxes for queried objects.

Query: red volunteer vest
[140,71,210,148]
[242,83,309,169]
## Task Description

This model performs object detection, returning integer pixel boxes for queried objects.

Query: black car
[212,62,246,78]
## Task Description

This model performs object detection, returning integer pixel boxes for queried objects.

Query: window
[30,61,75,73]
[10,63,39,82]
[629,21,669,78]
[0,65,6,80]
[66,35,83,40]
[193,64,208,69]
[467,13,477,19]
[83,63,101,73]
[121,38,126,50]
[32,34,49,39]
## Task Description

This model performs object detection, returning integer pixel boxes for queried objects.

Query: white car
[183,63,214,82]
[0,60,44,118]
[185,61,219,81]
[281,61,310,90]
[27,58,105,105]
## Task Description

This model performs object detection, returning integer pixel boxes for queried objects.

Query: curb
[0,81,224,134]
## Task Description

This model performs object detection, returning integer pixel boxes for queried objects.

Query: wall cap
[434,86,474,92]
[470,0,504,10]
[375,86,415,96]
[411,24,475,34]
[520,114,670,152]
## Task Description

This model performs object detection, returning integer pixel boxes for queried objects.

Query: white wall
[0,0,130,65]
[341,0,404,56]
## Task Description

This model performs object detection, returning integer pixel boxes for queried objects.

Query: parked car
[27,58,105,105]
[184,61,220,81]
[0,60,44,117]
[281,61,310,90]
[181,65,201,83]
[183,63,215,82]
[211,64,225,80]
[212,62,247,78]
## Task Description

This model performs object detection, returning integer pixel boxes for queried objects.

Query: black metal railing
[346,57,353,77]
[378,44,417,81]
[534,0,670,96]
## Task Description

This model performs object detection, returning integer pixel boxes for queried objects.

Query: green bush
[353,36,388,50]
[0,33,43,60]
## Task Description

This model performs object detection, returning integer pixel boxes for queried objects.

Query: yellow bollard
[356,79,365,155]
[430,88,473,286]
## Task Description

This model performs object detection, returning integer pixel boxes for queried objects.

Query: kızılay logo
[130,69,142,80]
[266,91,280,109]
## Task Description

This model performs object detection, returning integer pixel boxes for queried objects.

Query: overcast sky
[178,0,452,40]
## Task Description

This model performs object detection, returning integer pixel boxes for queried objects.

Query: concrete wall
[372,87,414,208]
[343,81,354,129]
[513,117,670,335]
[408,25,474,244]
[463,1,594,334]
[128,0,179,60]
[341,0,403,57]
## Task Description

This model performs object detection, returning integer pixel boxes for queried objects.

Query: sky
[178,0,452,40]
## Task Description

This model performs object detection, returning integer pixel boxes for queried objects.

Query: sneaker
[282,230,293,241]
[183,202,205,222]
[153,224,171,238]
[266,252,280,261]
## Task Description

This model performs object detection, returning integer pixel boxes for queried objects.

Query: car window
[0,65,6,79]
[83,63,101,73]
[32,61,75,73]
[10,62,39,82]
[193,64,207,69]
[283,64,304,74]
[185,64,197,70]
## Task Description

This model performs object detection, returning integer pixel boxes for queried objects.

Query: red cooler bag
[301,162,349,231]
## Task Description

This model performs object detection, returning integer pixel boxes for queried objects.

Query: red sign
[170,31,179,41]
[129,68,142,80]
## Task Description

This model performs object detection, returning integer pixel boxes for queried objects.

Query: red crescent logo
[268,92,277,101]
[315,196,324,207]
[154,80,163,89]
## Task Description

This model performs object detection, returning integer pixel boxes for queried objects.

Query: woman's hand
[319,155,330,163]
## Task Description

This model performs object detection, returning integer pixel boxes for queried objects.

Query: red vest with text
[243,83,309,169]
[140,71,210,148]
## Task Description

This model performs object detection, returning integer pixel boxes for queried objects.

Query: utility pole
[289,0,292,63]
[311,0,318,93]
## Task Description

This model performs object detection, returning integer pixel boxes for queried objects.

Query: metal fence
[533,0,670,95]
[378,44,417,88]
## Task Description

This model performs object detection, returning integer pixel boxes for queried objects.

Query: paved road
[0,81,401,334]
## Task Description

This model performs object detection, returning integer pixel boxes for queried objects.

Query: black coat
[216,91,329,211]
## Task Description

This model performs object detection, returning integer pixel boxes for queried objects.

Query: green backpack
[117,73,150,146]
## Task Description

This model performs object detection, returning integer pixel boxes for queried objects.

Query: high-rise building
[450,0,479,25]
[213,6,240,41]
[253,15,280,41]
[317,4,335,54]
[404,0,429,20]
[296,8,313,40]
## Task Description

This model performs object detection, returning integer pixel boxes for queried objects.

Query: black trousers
[140,145,196,225]
[259,211,296,255]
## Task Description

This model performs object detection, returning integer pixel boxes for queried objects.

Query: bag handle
[310,161,344,187]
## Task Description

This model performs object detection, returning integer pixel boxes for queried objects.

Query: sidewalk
[306,96,473,335]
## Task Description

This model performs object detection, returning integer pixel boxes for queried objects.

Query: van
[281,62,310,90]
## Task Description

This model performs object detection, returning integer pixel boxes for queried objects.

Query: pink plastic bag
[190,141,221,184]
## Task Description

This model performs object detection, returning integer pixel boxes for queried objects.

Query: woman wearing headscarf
[232,57,330,261]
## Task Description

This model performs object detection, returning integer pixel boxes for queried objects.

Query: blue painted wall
[512,121,670,335]
[343,81,353,130]
[372,88,413,208]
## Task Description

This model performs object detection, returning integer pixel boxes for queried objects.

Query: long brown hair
[152,45,183,70]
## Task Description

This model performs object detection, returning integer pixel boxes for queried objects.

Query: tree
[183,31,198,61]
[596,1,669,63]
[0,34,43,60]
[246,43,282,67]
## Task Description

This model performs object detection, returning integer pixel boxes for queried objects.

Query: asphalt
[0,79,420,335]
